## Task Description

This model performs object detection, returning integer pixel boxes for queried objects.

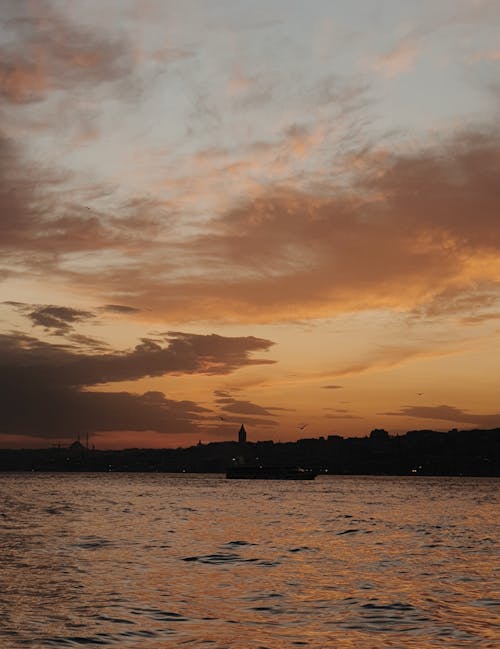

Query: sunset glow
[1,0,499,448]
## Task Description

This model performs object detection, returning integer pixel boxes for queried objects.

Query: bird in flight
[297,423,308,430]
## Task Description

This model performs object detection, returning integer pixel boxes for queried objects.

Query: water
[0,474,498,648]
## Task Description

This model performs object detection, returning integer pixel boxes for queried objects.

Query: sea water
[0,473,498,648]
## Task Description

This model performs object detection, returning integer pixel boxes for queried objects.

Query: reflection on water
[0,474,498,648]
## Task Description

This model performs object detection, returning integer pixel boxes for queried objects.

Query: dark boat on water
[226,466,317,480]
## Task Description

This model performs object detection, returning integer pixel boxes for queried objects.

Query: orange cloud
[2,102,500,327]
[371,40,419,78]
[90,129,500,323]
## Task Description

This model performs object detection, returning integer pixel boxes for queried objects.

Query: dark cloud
[0,331,275,387]
[65,334,110,353]
[213,389,233,399]
[0,331,275,439]
[322,384,344,389]
[1,385,209,440]
[102,304,142,314]
[214,389,291,419]
[29,305,95,334]
[216,397,274,417]
[5,301,95,335]
[3,302,128,350]
[382,405,500,428]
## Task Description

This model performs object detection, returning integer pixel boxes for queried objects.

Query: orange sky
[1,0,499,448]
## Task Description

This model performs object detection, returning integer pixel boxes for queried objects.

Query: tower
[238,424,247,444]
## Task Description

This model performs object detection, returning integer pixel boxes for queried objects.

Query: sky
[1,0,499,449]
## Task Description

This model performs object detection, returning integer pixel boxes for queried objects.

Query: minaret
[238,424,247,444]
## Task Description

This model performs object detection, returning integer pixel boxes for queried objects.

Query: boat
[226,466,317,480]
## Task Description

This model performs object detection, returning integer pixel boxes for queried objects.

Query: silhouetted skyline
[1,427,498,477]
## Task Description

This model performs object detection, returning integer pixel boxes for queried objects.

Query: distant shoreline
[1,427,498,477]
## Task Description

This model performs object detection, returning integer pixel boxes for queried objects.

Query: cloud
[4,121,500,327]
[6,302,96,334]
[409,283,500,320]
[214,393,283,418]
[226,66,273,110]
[0,135,101,258]
[1,331,275,387]
[1,384,209,441]
[371,40,419,78]
[324,407,361,420]
[0,1,133,106]
[64,333,110,352]
[382,404,500,428]
[217,398,274,416]
[0,133,172,282]
[322,384,344,390]
[460,313,500,326]
[471,49,500,63]
[101,304,142,314]
[28,306,94,334]
[0,330,276,440]
[327,343,467,379]
[58,126,497,324]
[212,389,291,428]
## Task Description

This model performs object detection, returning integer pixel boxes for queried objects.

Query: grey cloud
[66,334,110,352]
[102,304,142,314]
[1,384,209,440]
[5,302,95,335]
[216,398,274,417]
[0,1,133,105]
[313,74,368,110]
[214,389,291,418]
[0,330,275,439]
[0,134,170,272]
[382,405,500,428]
[409,283,500,320]
[0,331,275,387]
[29,305,95,333]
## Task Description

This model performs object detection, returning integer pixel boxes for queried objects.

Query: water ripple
[0,473,497,649]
